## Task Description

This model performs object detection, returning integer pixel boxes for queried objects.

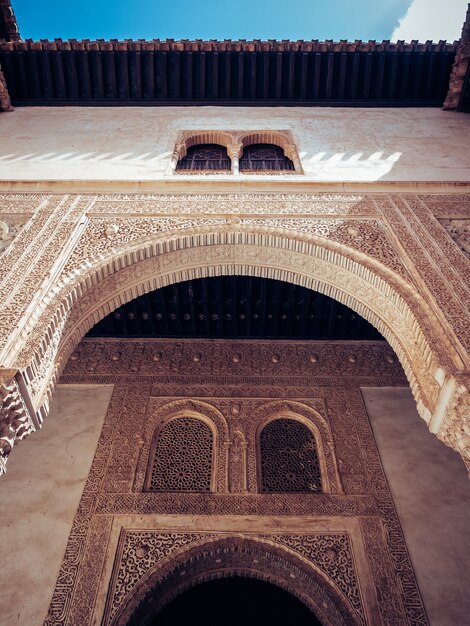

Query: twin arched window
[148,415,321,493]
[176,143,295,173]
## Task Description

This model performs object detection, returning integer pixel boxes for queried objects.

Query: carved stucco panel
[106,531,366,626]
[44,376,426,626]
[0,192,468,475]
[90,192,378,215]
[12,237,457,454]
[375,195,470,354]
[0,195,92,356]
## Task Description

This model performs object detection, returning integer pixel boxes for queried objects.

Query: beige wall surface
[0,106,469,183]
[362,387,470,626]
[0,384,113,626]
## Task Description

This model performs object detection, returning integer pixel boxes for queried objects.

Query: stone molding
[0,192,469,474]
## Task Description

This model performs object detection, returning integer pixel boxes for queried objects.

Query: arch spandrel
[1,224,469,475]
[108,534,365,626]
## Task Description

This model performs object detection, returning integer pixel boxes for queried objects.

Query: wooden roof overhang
[0,37,458,107]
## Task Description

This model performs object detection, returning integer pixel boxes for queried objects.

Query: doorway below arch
[139,576,322,626]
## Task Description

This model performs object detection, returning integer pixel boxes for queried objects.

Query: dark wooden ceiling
[0,38,456,107]
[87,276,384,340]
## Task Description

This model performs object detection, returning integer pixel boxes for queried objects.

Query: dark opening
[176,144,231,171]
[240,143,295,171]
[143,576,322,626]
[86,276,384,340]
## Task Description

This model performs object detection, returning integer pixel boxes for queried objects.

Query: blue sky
[12,0,467,42]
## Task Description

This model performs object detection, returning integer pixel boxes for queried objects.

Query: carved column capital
[227,143,242,175]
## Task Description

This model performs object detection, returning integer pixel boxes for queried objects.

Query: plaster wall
[362,387,470,626]
[0,106,469,183]
[0,384,113,626]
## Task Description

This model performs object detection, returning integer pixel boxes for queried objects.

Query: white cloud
[392,0,467,42]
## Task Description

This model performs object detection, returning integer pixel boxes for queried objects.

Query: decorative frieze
[89,192,378,215]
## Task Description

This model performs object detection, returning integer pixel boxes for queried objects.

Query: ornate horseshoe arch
[5,224,469,470]
[108,535,364,626]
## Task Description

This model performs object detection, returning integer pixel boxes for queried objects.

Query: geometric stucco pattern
[0,191,469,476]
[45,346,427,625]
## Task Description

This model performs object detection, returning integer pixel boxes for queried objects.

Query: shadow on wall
[300,150,403,180]
[0,148,402,181]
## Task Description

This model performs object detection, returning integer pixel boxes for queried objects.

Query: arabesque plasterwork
[0,191,469,475]
[44,342,426,625]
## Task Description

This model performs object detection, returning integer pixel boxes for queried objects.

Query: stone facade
[44,337,426,626]
[0,189,469,475]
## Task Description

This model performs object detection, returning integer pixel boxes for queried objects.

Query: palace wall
[0,106,469,183]
[0,340,469,625]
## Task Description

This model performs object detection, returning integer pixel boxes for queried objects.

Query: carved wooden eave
[0,190,469,475]
[0,35,457,107]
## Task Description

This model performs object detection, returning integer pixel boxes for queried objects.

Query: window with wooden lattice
[149,417,214,491]
[259,418,322,493]
[240,144,295,172]
[176,144,231,172]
